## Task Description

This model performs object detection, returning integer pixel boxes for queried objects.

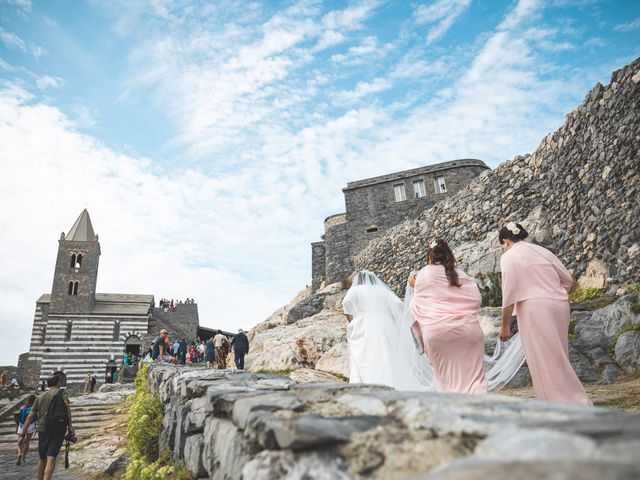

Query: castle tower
[49,209,101,313]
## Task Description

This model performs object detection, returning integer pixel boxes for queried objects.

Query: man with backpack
[19,374,74,480]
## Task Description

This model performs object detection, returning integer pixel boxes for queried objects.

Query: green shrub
[630,302,640,315]
[568,319,579,340]
[126,364,163,463]
[477,273,502,307]
[255,368,294,376]
[607,320,640,357]
[124,365,194,479]
[568,288,607,302]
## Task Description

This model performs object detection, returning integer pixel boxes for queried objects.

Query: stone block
[184,433,206,478]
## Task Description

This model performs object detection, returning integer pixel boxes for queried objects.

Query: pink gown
[411,265,487,394]
[501,241,591,405]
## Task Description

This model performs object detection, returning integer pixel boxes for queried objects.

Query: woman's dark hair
[498,222,529,244]
[428,239,461,287]
[26,394,36,405]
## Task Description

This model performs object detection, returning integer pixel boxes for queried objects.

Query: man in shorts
[19,374,74,480]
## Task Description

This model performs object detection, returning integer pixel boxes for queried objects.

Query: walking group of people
[344,222,591,406]
[14,373,75,480]
[144,328,250,370]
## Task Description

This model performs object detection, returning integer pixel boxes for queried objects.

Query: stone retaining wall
[149,365,640,480]
[355,57,640,295]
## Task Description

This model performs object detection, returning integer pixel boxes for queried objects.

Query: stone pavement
[0,450,84,479]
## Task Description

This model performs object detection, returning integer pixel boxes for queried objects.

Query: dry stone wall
[355,58,640,295]
[149,364,640,480]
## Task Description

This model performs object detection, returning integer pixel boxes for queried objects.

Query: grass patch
[607,320,640,357]
[477,272,502,308]
[630,302,640,315]
[569,287,608,302]
[332,373,349,383]
[125,364,190,480]
[568,319,579,340]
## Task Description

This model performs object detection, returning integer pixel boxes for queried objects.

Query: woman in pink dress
[410,240,487,394]
[498,222,591,405]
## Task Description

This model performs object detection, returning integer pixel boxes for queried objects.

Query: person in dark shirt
[151,330,177,363]
[231,328,250,370]
[205,337,215,368]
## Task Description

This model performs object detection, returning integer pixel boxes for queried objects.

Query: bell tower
[50,209,101,313]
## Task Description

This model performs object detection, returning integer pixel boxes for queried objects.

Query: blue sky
[0,0,639,365]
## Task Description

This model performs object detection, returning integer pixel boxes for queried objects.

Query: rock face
[354,58,640,295]
[245,285,348,374]
[148,365,640,480]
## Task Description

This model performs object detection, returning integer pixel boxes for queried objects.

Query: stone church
[18,209,200,387]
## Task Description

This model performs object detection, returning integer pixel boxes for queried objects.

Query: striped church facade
[19,209,156,387]
[27,294,152,385]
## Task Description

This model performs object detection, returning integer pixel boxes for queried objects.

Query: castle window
[76,253,83,268]
[70,254,76,268]
[73,282,79,295]
[365,226,378,233]
[68,281,74,295]
[413,180,426,198]
[434,176,447,194]
[393,184,406,202]
[113,321,120,342]
[65,321,72,341]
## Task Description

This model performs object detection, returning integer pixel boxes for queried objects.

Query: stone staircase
[0,391,128,451]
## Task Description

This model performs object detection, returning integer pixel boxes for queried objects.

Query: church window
[365,226,378,233]
[73,282,79,295]
[70,254,76,268]
[68,281,74,295]
[65,321,72,341]
[413,180,426,198]
[76,253,83,268]
[393,184,406,202]
[434,176,447,194]
[113,321,120,341]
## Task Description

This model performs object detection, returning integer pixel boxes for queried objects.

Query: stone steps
[0,398,123,449]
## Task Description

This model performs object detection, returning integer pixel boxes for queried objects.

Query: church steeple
[65,209,97,242]
[50,210,101,314]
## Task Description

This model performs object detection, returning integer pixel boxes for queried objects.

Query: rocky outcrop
[354,58,640,295]
[148,365,640,480]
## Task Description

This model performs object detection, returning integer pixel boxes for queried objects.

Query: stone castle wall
[355,58,640,294]
[148,303,200,344]
[313,161,489,290]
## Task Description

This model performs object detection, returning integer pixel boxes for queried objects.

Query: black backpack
[45,389,69,432]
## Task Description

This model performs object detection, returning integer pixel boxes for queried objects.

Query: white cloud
[613,17,640,32]
[0,27,27,51]
[0,27,47,57]
[338,77,391,102]
[36,75,64,90]
[414,0,471,44]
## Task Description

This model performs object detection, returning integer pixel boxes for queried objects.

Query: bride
[342,269,525,392]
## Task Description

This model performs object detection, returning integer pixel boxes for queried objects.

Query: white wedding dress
[343,270,526,392]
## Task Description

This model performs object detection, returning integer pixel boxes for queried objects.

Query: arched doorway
[124,335,142,357]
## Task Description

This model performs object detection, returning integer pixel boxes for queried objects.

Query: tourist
[10,377,21,390]
[0,370,7,388]
[197,340,206,362]
[89,374,96,393]
[15,394,37,466]
[123,352,130,367]
[19,374,74,480]
[213,330,229,369]
[170,299,174,311]
[40,380,46,392]
[205,336,215,368]
[410,240,488,394]
[105,369,113,384]
[83,373,91,393]
[172,340,180,357]
[499,222,591,405]
[152,330,177,364]
[178,338,187,365]
[231,328,250,370]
